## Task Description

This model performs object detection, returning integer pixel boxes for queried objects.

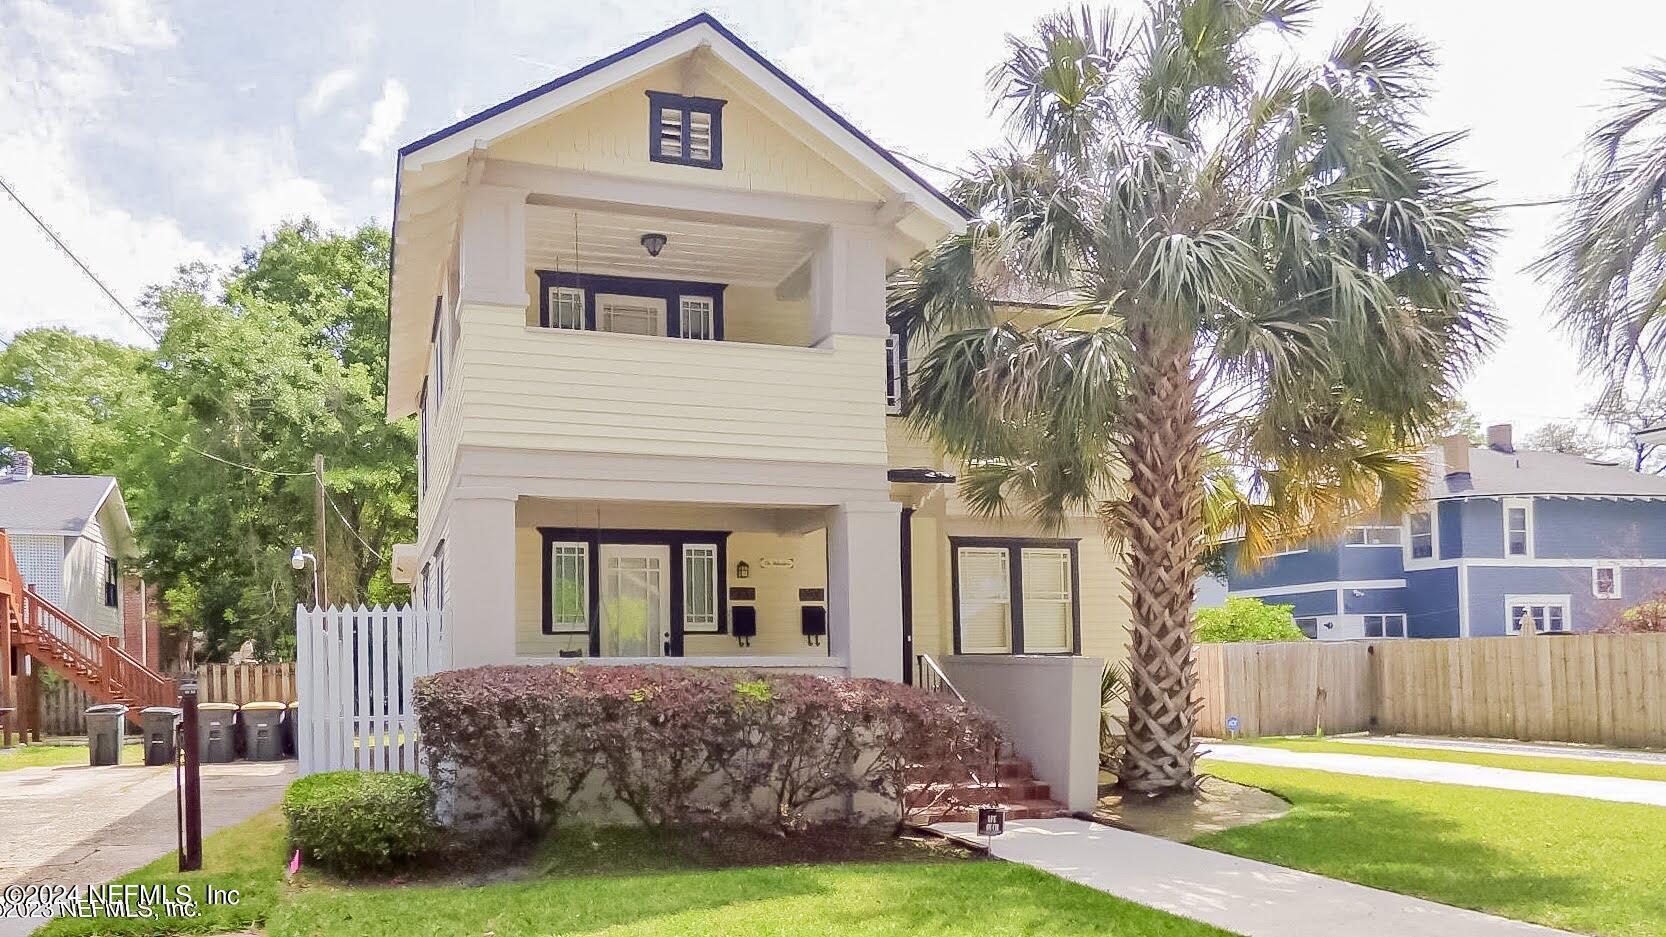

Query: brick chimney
[1441,434,1471,477]
[1486,423,1514,454]
[6,450,32,480]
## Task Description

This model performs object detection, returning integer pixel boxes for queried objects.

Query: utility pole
[314,453,329,609]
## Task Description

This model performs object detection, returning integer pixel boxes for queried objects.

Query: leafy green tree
[0,329,160,505]
[139,223,414,658]
[894,2,1494,794]
[0,222,413,661]
[1194,598,1307,643]
[1538,64,1666,382]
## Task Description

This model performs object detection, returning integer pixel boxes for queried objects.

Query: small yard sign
[1225,715,1241,737]
[977,807,1006,837]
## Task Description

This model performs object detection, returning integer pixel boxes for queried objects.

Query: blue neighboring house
[1220,424,1666,640]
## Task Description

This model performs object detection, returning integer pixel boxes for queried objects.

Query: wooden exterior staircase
[1,529,176,738]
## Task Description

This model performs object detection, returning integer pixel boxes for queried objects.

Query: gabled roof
[1426,444,1666,499]
[398,13,969,223]
[0,474,124,537]
[385,12,972,417]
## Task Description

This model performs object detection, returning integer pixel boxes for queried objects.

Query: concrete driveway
[0,758,293,936]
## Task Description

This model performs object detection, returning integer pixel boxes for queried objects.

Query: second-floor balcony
[453,302,888,465]
[413,179,908,502]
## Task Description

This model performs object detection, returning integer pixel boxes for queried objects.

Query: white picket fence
[295,604,447,777]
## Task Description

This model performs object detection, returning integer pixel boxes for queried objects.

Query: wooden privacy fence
[40,681,92,735]
[197,663,297,705]
[295,605,446,777]
[1196,632,1666,748]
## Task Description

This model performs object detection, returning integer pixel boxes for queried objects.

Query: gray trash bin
[140,706,182,766]
[85,703,128,766]
[282,701,299,757]
[240,702,286,761]
[197,702,239,763]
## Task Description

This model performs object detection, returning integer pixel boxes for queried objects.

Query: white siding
[460,304,888,466]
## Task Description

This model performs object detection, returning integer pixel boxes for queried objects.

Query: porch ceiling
[525,204,815,289]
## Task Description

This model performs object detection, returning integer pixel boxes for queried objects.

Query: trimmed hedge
[415,665,1001,839]
[283,770,438,876]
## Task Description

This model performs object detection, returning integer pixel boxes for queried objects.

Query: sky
[2,0,1662,439]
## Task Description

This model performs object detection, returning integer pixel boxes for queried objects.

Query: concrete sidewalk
[935,817,1572,937]
[1327,734,1666,765]
[1201,742,1666,807]
[0,759,293,937]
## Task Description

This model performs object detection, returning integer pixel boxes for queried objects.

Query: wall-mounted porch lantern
[735,560,750,579]
[639,233,668,257]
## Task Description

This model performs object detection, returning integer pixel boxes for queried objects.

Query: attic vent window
[647,91,724,169]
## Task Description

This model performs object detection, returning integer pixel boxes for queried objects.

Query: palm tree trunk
[1111,324,1205,795]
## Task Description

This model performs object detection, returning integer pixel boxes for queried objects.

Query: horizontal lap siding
[461,306,888,464]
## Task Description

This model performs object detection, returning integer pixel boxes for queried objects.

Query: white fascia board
[1226,579,1407,599]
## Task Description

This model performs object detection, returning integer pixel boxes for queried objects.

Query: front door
[599,544,670,657]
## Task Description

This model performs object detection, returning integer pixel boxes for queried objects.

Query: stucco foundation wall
[940,654,1103,812]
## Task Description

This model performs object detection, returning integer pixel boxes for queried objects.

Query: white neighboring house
[0,452,134,639]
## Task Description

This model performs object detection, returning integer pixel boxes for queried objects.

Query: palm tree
[1538,64,1666,383]
[891,1,1495,795]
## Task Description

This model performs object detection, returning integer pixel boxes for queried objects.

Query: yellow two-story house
[385,14,1126,809]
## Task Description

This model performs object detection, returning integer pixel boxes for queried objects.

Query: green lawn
[41,808,1229,937]
[1198,759,1666,937]
[1247,736,1666,783]
[0,742,93,772]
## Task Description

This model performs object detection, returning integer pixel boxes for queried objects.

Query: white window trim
[1503,496,1535,558]
[1019,547,1074,653]
[884,333,904,415]
[1344,525,1404,547]
[678,295,715,340]
[956,546,1013,653]
[681,543,721,632]
[595,293,667,337]
[1504,594,1570,633]
[1362,612,1408,639]
[547,540,590,634]
[1405,509,1436,565]
[546,286,586,330]
[1269,546,1309,557]
[1592,565,1621,600]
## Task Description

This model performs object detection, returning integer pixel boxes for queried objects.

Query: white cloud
[182,130,343,233]
[357,78,409,155]
[0,0,207,346]
[301,66,358,115]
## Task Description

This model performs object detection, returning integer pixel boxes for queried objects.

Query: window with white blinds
[1021,549,1073,652]
[956,541,1078,654]
[547,541,589,634]
[956,548,1012,652]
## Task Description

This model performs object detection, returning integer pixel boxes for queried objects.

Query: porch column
[827,500,903,680]
[441,493,517,669]
[809,224,887,345]
[457,184,530,308]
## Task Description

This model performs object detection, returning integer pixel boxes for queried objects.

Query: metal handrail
[914,652,966,702]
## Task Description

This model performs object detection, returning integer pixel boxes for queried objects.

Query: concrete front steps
[906,754,1068,823]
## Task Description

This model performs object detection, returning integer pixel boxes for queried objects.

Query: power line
[0,172,161,343]
[141,427,314,477]
[322,484,386,564]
